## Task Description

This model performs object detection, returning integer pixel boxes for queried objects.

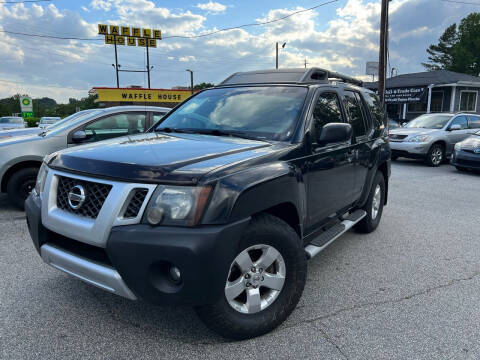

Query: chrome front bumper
[40,244,137,300]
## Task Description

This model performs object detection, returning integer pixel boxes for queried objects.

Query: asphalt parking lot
[1,160,479,360]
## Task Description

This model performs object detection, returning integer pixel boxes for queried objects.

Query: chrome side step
[305,209,366,259]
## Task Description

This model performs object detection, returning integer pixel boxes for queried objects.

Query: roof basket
[219,68,363,87]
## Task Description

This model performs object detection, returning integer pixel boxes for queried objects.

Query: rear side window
[311,92,344,142]
[364,92,385,129]
[468,115,480,129]
[343,91,367,137]
[450,116,468,129]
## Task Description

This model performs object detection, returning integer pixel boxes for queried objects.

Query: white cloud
[196,1,226,14]
[81,6,90,13]
[90,0,114,11]
[0,0,476,102]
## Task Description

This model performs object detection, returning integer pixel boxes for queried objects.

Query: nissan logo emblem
[68,185,86,210]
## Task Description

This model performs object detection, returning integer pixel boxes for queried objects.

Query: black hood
[50,132,272,184]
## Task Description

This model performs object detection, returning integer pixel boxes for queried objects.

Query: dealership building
[365,70,480,121]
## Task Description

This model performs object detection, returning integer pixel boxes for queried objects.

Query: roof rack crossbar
[218,68,363,87]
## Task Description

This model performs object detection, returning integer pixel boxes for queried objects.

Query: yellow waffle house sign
[98,24,162,47]
[90,87,192,104]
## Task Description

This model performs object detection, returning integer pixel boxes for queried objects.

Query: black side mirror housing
[318,123,352,146]
[72,130,87,142]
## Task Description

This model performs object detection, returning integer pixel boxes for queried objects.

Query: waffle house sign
[98,24,161,47]
[90,88,192,104]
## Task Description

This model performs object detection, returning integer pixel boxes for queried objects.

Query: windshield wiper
[155,127,195,134]
[192,129,263,141]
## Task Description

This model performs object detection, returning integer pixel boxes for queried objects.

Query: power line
[0,0,52,3]
[0,30,102,41]
[162,0,339,39]
[1,0,338,42]
[441,0,480,5]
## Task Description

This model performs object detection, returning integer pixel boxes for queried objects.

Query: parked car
[389,119,401,129]
[25,68,390,340]
[0,110,98,140]
[0,106,169,208]
[389,113,480,166]
[0,116,26,130]
[37,117,62,129]
[451,129,480,171]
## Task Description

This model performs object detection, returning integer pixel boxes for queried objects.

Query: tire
[355,171,385,234]
[391,155,398,161]
[425,143,444,167]
[456,166,468,172]
[195,214,307,340]
[6,167,39,210]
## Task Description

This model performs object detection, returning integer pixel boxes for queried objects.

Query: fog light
[146,206,164,225]
[169,266,182,283]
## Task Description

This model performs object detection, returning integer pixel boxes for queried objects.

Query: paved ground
[1,160,480,360]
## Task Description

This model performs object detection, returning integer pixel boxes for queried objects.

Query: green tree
[422,24,457,71]
[423,13,480,76]
[194,82,214,90]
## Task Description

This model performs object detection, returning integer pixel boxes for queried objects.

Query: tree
[423,13,480,76]
[194,82,214,90]
[422,24,457,71]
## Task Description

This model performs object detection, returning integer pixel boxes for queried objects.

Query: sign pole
[114,34,120,88]
[146,40,151,89]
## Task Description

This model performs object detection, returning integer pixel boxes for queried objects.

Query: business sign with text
[91,88,192,104]
[384,87,427,104]
[20,96,34,117]
[98,24,161,47]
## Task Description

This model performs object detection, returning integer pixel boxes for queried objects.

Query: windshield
[0,117,22,124]
[155,86,308,141]
[405,114,452,129]
[43,110,103,134]
[40,117,60,124]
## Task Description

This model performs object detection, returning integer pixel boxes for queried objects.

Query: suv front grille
[390,134,408,141]
[57,176,112,219]
[123,188,149,218]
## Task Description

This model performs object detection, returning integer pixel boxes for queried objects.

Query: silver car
[390,113,480,166]
[0,105,169,208]
[0,109,98,140]
[0,116,26,130]
[37,117,62,129]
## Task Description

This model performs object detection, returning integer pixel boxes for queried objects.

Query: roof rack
[219,68,363,87]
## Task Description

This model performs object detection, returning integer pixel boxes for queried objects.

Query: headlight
[34,162,49,195]
[143,185,212,226]
[407,135,430,142]
[454,143,462,151]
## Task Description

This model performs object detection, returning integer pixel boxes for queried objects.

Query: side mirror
[318,123,352,146]
[448,124,461,131]
[72,130,87,142]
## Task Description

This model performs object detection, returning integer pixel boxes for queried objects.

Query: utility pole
[186,69,193,94]
[304,59,308,69]
[276,42,279,69]
[378,0,389,105]
[275,42,286,69]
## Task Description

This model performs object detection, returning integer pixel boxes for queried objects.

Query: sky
[0,0,478,103]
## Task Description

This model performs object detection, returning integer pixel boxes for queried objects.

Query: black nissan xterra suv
[26,68,391,340]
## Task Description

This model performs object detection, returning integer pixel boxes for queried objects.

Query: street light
[276,42,286,69]
[186,69,193,95]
